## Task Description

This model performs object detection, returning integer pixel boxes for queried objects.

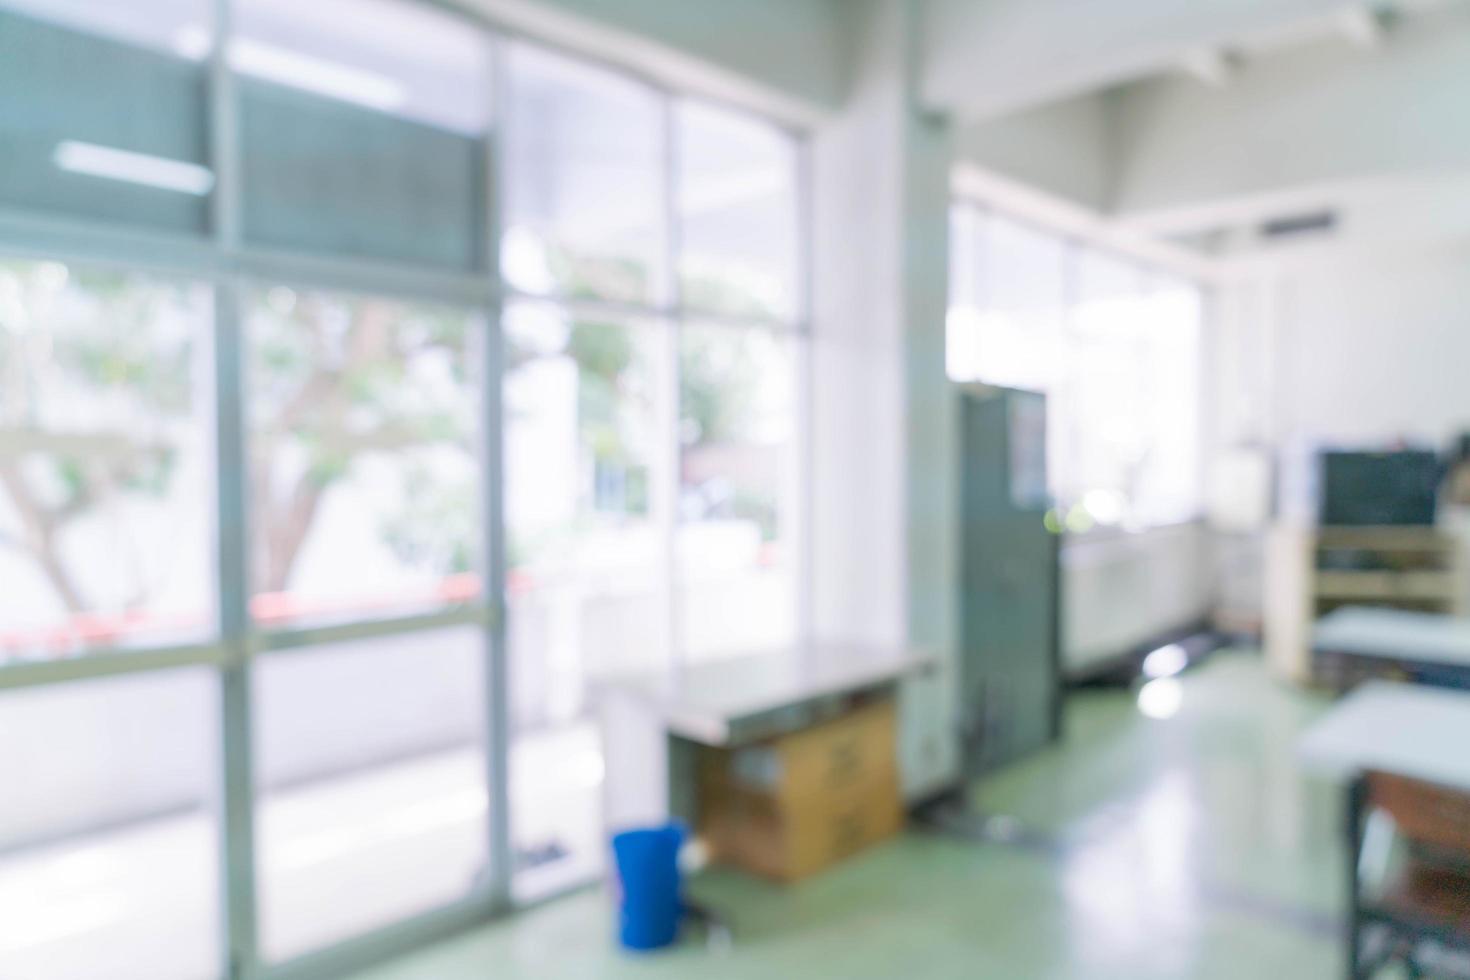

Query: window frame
[0,5,813,980]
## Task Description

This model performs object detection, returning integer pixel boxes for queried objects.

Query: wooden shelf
[1315,570,1460,602]
[1315,526,1460,551]
[1266,524,1469,684]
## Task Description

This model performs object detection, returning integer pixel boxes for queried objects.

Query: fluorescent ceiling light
[231,38,407,110]
[173,26,407,112]
[53,141,215,196]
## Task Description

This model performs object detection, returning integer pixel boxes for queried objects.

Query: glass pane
[236,0,490,268]
[1067,248,1150,518]
[946,205,984,380]
[948,205,983,311]
[676,100,799,320]
[502,43,662,304]
[0,0,211,233]
[678,324,798,660]
[0,668,218,980]
[245,286,480,629]
[1135,275,1203,525]
[253,626,489,962]
[503,300,667,898]
[0,259,212,663]
[973,213,1070,392]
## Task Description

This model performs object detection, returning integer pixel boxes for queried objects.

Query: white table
[1313,607,1470,689]
[1298,681,1470,791]
[598,643,936,833]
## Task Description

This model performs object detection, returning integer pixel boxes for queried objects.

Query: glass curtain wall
[500,45,804,899]
[947,204,1204,529]
[0,3,807,978]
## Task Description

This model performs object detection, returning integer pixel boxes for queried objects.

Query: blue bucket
[611,823,685,951]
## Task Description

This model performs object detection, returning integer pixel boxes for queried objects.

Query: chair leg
[1347,779,1368,980]
[1350,920,1397,980]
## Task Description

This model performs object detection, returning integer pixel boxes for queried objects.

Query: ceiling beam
[1110,2,1470,228]
[1177,47,1239,87]
[922,0,1359,121]
[1336,5,1391,49]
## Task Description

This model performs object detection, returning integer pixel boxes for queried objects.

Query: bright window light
[231,38,406,110]
[52,141,215,196]
[1142,643,1189,679]
[172,27,407,112]
[1137,677,1183,720]
[172,24,212,60]
[1082,488,1127,526]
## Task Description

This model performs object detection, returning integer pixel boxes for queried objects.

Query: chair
[1348,771,1470,978]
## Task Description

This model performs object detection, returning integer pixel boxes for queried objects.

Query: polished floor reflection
[352,651,1349,980]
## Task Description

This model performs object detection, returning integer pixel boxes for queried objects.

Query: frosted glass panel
[0,669,219,980]
[0,4,210,233]
[253,627,489,962]
[236,0,490,267]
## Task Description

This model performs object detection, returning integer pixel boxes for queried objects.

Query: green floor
[352,651,1351,979]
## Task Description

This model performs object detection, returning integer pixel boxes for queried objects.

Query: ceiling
[939,0,1470,267]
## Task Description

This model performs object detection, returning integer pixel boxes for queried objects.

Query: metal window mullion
[252,604,494,656]
[208,1,260,976]
[0,643,225,693]
[793,135,815,650]
[0,206,494,311]
[658,95,683,678]
[215,283,259,980]
[480,30,513,914]
[1056,238,1082,509]
[497,285,798,333]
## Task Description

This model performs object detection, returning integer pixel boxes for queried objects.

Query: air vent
[1260,211,1337,239]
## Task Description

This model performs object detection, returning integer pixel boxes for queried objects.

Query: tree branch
[0,461,88,614]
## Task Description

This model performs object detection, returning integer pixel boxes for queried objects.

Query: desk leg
[1346,776,1366,980]
[600,691,671,839]
[668,736,699,829]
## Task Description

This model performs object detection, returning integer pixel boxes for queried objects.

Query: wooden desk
[598,643,935,834]
[1298,681,1470,791]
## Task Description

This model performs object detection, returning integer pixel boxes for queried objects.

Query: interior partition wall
[0,2,809,978]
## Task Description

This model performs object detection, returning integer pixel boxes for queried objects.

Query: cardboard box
[698,699,903,882]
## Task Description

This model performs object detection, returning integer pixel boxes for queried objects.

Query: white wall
[810,0,960,802]
[1273,245,1470,451]
[1204,242,1470,626]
